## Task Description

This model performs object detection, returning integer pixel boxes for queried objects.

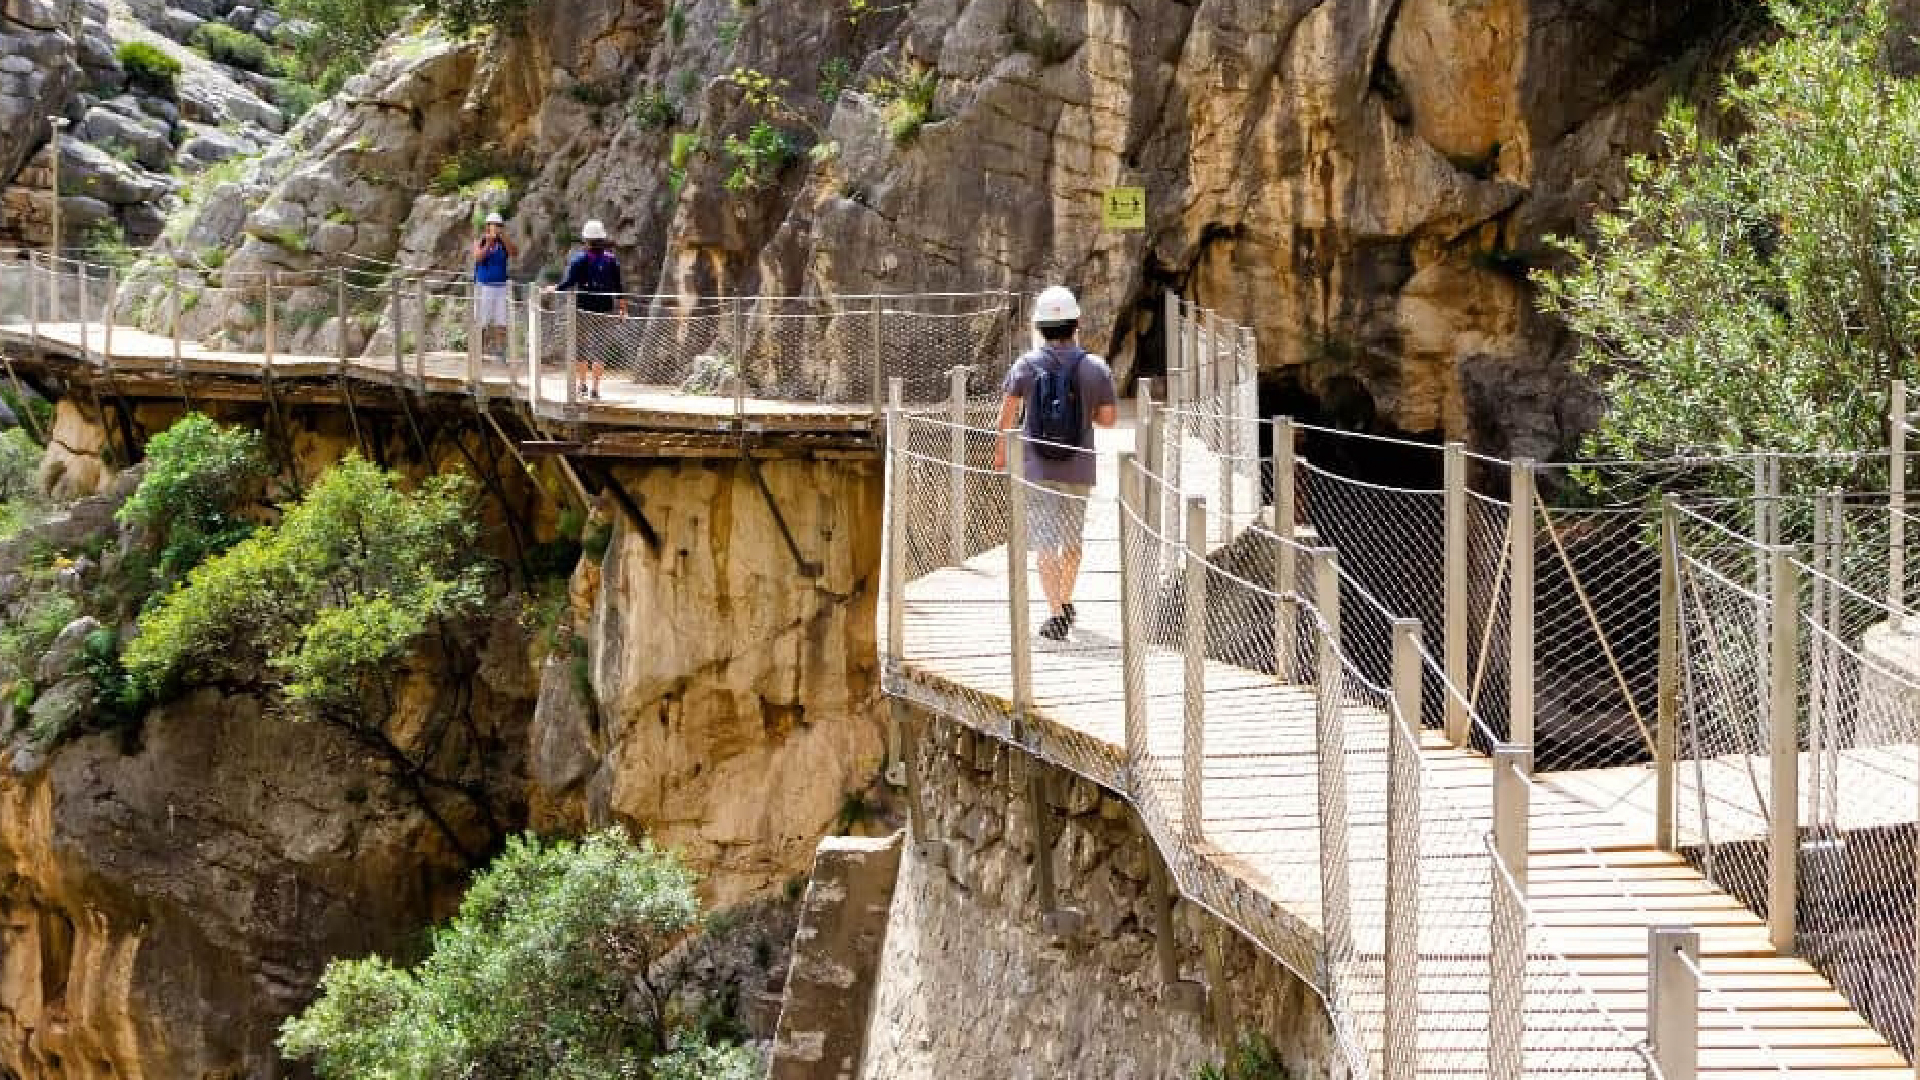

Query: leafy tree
[115,413,266,584]
[125,455,493,858]
[278,0,408,94]
[425,0,536,37]
[0,427,39,503]
[280,831,758,1080]
[1537,0,1920,495]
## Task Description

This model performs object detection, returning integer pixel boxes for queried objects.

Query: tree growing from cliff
[1537,0,1920,494]
[279,830,760,1080]
[124,454,498,860]
[115,413,267,585]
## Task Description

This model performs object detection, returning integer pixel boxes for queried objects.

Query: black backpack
[1025,349,1085,460]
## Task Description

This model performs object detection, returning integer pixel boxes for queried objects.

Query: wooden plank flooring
[0,322,879,432]
[892,426,1913,1079]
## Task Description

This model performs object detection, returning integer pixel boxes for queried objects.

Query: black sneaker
[1062,603,1077,626]
[589,386,601,400]
[1039,615,1070,641]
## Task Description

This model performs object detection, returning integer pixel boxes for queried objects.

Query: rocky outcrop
[531,455,888,907]
[139,0,1753,457]
[1,0,293,250]
[770,833,904,1079]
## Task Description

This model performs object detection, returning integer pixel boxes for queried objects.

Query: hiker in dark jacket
[991,285,1118,641]
[550,219,626,399]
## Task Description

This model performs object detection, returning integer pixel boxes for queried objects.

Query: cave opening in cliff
[1256,369,1444,502]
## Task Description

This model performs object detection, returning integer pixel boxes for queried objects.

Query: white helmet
[1032,285,1080,326]
[484,211,504,225]
[581,219,608,241]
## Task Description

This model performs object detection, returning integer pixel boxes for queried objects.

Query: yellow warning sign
[1102,187,1146,230]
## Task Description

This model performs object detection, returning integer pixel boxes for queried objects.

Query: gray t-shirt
[1002,345,1117,487]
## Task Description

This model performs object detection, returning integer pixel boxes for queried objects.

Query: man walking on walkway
[550,219,625,399]
[472,211,516,362]
[992,285,1118,641]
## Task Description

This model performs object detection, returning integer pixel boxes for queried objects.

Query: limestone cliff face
[532,456,888,908]
[147,0,1749,456]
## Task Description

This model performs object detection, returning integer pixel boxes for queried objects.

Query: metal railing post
[869,301,884,419]
[1893,379,1907,622]
[1183,495,1208,842]
[389,276,403,377]
[169,265,183,369]
[27,253,40,357]
[1143,403,1164,539]
[1007,429,1034,726]
[1385,617,1423,1080]
[1275,416,1298,682]
[335,270,349,373]
[467,282,481,391]
[102,267,115,365]
[1490,742,1532,1080]
[1768,545,1799,955]
[413,277,427,383]
[948,366,968,567]
[1119,451,1146,781]
[565,299,579,407]
[1444,441,1468,746]
[886,376,907,664]
[1657,496,1681,853]
[264,269,277,372]
[1185,300,1202,405]
[1649,927,1701,1080]
[732,295,748,420]
[527,287,543,409]
[1510,458,1536,751]
[1314,546,1353,962]
[1163,291,1183,412]
[76,261,89,365]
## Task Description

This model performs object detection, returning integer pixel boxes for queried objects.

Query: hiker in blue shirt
[549,219,626,400]
[471,211,516,362]
[992,286,1118,641]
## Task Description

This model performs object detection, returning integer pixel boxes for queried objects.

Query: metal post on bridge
[1656,495,1681,854]
[1182,495,1208,843]
[389,276,403,378]
[1648,927,1701,1080]
[1444,441,1468,747]
[1143,400,1164,541]
[1313,545,1353,963]
[732,294,748,421]
[413,277,427,384]
[169,264,183,370]
[527,285,542,409]
[1162,291,1183,413]
[102,267,115,367]
[335,270,349,374]
[869,301,884,420]
[27,253,40,360]
[886,376,907,666]
[1184,300,1202,406]
[1892,379,1907,623]
[264,269,277,373]
[948,366,968,567]
[564,297,579,408]
[467,281,481,394]
[1489,742,1532,1080]
[1767,545,1800,956]
[1119,450,1146,779]
[1274,417,1298,683]
[47,116,67,310]
[76,259,88,367]
[1510,458,1536,752]
[1385,617,1423,1080]
[1006,429,1034,731]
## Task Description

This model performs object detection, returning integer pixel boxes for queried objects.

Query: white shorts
[474,283,510,328]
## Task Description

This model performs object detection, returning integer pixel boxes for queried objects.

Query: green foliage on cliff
[425,0,536,37]
[278,0,408,94]
[124,454,483,709]
[0,428,40,536]
[116,414,266,585]
[1194,1033,1290,1080]
[1537,0,1920,494]
[116,42,182,95]
[280,830,760,1080]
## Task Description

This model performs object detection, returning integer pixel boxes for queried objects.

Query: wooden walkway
[891,426,1912,1080]
[0,321,882,441]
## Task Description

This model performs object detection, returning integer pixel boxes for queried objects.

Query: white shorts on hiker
[474,283,511,328]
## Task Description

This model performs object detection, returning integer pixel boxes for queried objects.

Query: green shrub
[1195,1034,1290,1080]
[818,56,853,104]
[280,830,751,1079]
[630,86,678,129]
[193,22,273,72]
[124,455,482,709]
[117,414,267,585]
[423,0,536,36]
[430,147,530,195]
[0,589,79,701]
[0,428,39,503]
[721,121,798,192]
[870,61,938,144]
[117,42,182,94]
